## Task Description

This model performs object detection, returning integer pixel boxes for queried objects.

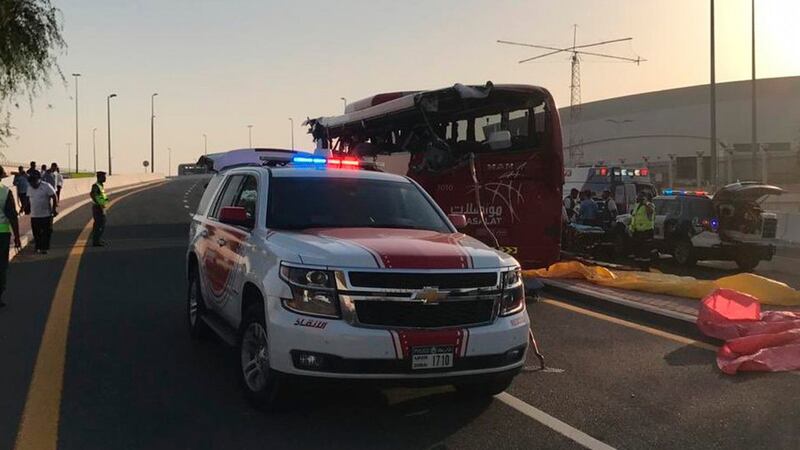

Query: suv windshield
[266,177,451,232]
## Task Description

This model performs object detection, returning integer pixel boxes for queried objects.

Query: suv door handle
[217,238,227,246]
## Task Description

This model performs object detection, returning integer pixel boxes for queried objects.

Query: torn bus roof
[306,82,552,135]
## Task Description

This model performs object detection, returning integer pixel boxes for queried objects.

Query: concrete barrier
[2,173,165,205]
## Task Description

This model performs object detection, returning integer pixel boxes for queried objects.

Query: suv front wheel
[239,305,283,409]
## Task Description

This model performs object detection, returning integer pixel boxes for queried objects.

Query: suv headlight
[279,264,340,318]
[500,268,525,316]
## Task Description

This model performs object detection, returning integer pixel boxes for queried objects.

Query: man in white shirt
[27,171,58,254]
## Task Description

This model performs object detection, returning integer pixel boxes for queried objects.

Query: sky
[3,0,800,174]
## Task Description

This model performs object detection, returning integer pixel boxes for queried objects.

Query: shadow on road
[663,345,717,368]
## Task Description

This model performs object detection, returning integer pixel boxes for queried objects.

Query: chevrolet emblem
[412,286,448,304]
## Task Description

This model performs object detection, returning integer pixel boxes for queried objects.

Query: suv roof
[222,164,411,183]
[270,167,410,182]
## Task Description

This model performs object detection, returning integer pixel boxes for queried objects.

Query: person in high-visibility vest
[629,191,656,267]
[0,167,22,308]
[90,171,109,247]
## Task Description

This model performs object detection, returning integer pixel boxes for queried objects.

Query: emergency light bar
[600,167,649,177]
[291,154,366,168]
[662,189,709,197]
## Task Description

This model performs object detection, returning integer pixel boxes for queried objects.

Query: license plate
[411,346,454,370]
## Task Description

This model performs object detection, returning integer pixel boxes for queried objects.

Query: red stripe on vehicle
[307,228,471,269]
[395,329,464,359]
[388,330,400,359]
[461,328,470,357]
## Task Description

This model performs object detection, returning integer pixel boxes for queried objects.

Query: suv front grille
[354,299,495,328]
[762,218,778,238]
[348,272,498,290]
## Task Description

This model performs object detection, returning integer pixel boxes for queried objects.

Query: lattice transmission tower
[499,25,645,165]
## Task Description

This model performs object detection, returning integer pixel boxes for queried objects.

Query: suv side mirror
[448,214,468,229]
[219,206,251,227]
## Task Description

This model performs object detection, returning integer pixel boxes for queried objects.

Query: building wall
[561,76,800,183]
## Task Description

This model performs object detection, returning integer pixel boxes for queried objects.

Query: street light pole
[751,0,758,180]
[203,133,208,155]
[168,147,172,177]
[288,118,294,149]
[92,127,97,173]
[151,93,158,173]
[247,125,253,148]
[709,0,718,189]
[72,73,81,172]
[107,93,117,175]
[66,143,72,173]
[340,97,347,111]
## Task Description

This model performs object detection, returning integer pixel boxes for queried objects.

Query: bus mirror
[486,130,512,150]
[448,214,468,229]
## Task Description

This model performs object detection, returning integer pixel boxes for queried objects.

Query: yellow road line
[14,182,166,450]
[540,298,718,352]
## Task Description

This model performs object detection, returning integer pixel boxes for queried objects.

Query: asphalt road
[1,177,799,450]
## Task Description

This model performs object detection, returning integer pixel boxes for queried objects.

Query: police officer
[90,171,109,247]
[629,191,656,268]
[0,167,22,307]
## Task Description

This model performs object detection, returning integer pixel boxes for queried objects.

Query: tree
[0,0,66,143]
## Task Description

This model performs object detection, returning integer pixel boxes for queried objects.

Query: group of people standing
[0,164,109,308]
[563,188,618,227]
[11,161,61,254]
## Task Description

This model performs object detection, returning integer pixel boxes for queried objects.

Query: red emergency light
[598,167,609,177]
[325,157,361,167]
[293,155,362,168]
[640,168,649,177]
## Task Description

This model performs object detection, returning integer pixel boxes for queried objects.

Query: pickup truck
[186,149,529,408]
[611,182,784,270]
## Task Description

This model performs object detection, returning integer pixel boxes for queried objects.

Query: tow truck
[187,148,530,408]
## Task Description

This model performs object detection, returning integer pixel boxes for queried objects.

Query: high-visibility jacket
[0,185,10,233]
[92,182,109,208]
[630,202,655,232]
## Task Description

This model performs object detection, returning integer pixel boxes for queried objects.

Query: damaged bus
[306,82,563,268]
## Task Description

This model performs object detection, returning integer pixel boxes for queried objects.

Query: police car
[618,182,783,270]
[186,148,529,408]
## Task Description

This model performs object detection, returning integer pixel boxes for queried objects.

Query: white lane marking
[495,392,616,450]
[184,205,190,209]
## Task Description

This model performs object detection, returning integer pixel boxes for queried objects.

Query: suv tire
[187,268,211,339]
[673,240,697,267]
[239,304,283,410]
[454,374,514,397]
[735,254,760,272]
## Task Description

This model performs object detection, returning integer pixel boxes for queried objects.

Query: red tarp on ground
[697,289,800,374]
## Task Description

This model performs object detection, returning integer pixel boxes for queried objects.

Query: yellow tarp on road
[524,261,800,306]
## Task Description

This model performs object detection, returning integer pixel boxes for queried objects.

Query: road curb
[537,278,722,345]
